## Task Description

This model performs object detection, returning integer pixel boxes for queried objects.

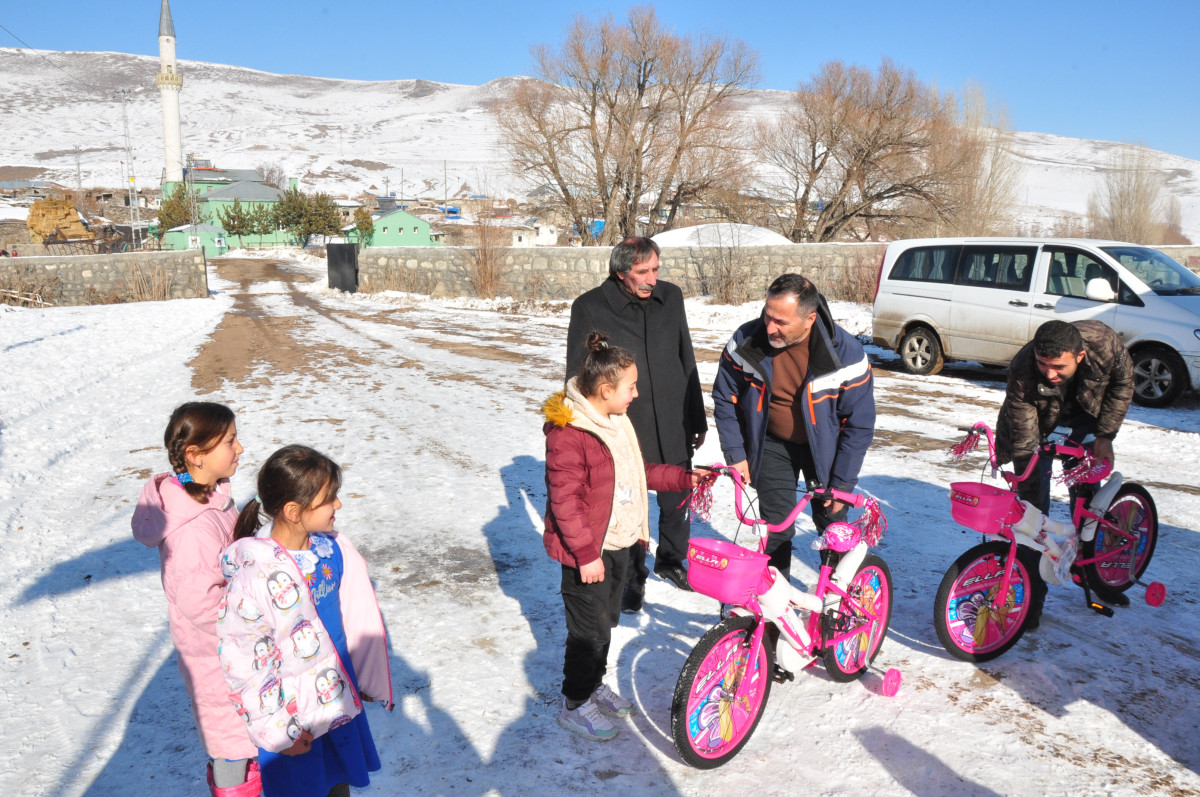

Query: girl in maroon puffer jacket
[542,332,702,741]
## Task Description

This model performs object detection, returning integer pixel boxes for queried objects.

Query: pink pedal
[1145,581,1166,607]
[882,668,902,697]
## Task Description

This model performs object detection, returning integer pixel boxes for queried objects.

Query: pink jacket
[217,532,394,753]
[131,473,257,760]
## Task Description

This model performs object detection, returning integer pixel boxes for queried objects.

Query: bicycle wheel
[1082,483,1157,598]
[821,554,893,682]
[671,615,773,769]
[934,541,1032,662]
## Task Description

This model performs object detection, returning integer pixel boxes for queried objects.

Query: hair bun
[585,332,610,352]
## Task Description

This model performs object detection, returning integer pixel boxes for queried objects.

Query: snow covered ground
[1,252,1198,796]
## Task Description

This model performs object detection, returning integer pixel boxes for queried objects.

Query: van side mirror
[1085,278,1116,302]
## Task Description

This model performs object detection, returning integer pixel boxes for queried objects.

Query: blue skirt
[258,708,379,797]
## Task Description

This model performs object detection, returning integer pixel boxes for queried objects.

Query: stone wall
[356,241,1200,301]
[1157,245,1200,274]
[357,242,887,302]
[0,250,208,307]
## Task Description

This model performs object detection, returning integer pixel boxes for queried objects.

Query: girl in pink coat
[131,402,260,796]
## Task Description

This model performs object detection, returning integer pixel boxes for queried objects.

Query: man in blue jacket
[713,273,875,578]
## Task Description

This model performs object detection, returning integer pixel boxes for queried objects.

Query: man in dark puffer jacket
[995,319,1134,623]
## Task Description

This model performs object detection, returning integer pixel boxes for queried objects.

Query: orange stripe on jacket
[805,367,873,423]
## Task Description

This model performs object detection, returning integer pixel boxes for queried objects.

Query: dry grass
[468,225,509,299]
[0,270,61,307]
[84,286,125,305]
[366,266,436,295]
[839,249,886,304]
[125,263,174,302]
[688,243,758,305]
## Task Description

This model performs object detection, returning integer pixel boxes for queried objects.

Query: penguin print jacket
[217,531,393,753]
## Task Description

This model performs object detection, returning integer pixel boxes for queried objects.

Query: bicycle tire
[934,541,1033,662]
[1082,483,1157,599]
[670,615,773,769]
[821,554,894,681]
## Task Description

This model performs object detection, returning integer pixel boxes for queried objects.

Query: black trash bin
[327,243,359,293]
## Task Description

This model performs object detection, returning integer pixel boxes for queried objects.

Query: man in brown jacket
[995,319,1134,621]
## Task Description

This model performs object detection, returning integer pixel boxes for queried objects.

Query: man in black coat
[566,236,707,612]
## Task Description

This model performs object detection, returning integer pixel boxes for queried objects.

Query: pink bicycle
[935,422,1164,662]
[670,464,900,769]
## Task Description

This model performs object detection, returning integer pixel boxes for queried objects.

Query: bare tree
[925,83,1022,236]
[495,6,758,245]
[256,161,288,189]
[1088,144,1167,243]
[467,214,511,299]
[755,59,989,242]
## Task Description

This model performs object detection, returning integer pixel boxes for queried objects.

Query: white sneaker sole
[557,714,619,741]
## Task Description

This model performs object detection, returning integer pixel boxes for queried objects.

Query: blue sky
[3,1,1199,160]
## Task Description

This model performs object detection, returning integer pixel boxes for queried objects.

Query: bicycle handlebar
[952,422,1109,489]
[706,463,865,535]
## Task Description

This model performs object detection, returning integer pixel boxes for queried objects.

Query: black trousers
[757,434,848,579]
[561,547,629,703]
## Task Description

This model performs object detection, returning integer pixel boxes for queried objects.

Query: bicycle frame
[694,465,884,675]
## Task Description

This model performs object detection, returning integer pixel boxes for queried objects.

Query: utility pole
[74,145,82,193]
[383,176,389,197]
[400,167,404,201]
[443,160,447,204]
[119,91,143,250]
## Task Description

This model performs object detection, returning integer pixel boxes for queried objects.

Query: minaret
[156,0,184,184]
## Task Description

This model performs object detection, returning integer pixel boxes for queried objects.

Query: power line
[0,24,165,181]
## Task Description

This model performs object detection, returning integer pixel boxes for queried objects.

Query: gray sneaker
[557,697,619,741]
[591,683,635,718]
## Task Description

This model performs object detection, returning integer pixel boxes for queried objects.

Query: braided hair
[163,402,236,503]
[576,332,635,398]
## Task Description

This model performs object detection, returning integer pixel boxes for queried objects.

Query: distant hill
[1,47,1196,240]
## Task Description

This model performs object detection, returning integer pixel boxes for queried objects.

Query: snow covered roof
[376,208,424,223]
[0,206,30,221]
[201,182,284,202]
[187,168,263,184]
[166,223,225,233]
[652,223,793,247]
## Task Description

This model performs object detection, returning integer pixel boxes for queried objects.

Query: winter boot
[207,759,261,797]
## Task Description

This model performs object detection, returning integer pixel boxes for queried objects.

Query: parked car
[871,237,1200,407]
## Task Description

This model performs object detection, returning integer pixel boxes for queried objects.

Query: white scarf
[564,378,649,551]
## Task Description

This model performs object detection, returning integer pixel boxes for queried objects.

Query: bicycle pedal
[820,611,854,636]
[1088,601,1115,618]
[771,664,795,683]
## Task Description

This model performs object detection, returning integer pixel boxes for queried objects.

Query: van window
[1044,248,1114,298]
[956,246,1037,291]
[888,245,960,283]
[1101,246,1200,296]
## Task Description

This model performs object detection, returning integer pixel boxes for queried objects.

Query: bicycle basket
[686,538,772,605]
[949,482,1025,536]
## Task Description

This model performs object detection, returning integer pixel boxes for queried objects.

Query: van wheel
[1131,345,1186,408]
[899,327,944,375]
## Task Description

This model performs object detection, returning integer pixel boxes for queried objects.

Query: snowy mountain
[1,47,1198,240]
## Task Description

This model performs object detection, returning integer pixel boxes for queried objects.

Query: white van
[870,237,1200,407]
